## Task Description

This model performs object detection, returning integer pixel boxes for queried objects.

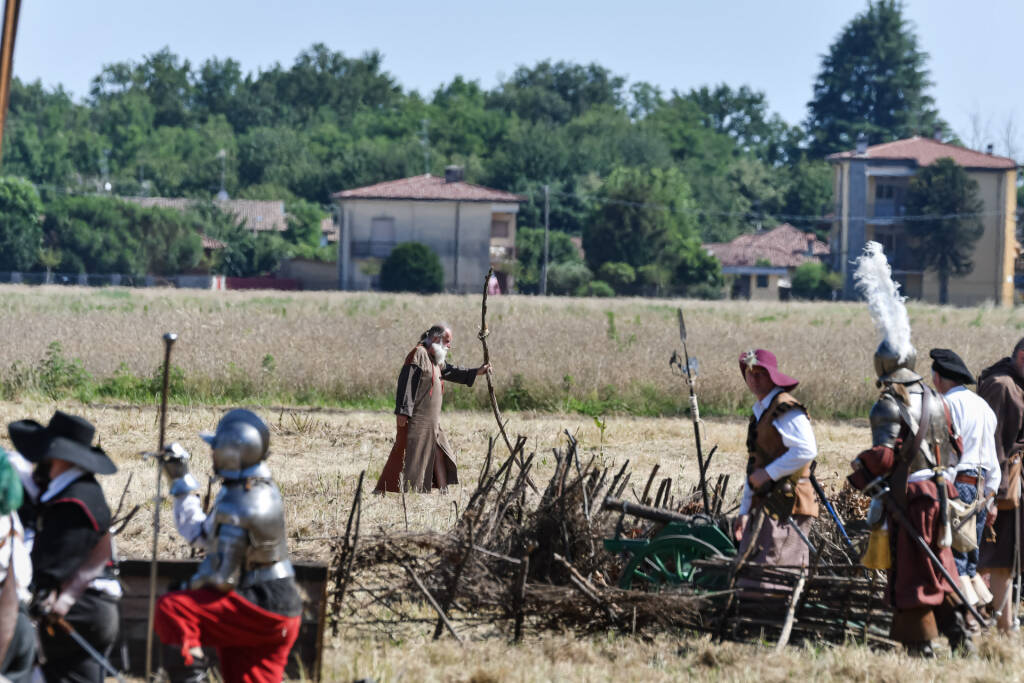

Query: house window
[371,217,395,241]
[876,184,895,200]
[491,219,510,238]
[756,274,769,288]
[877,231,895,255]
[366,217,396,258]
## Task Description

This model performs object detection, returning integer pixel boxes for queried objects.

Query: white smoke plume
[853,241,913,361]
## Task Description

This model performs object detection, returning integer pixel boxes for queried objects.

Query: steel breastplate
[239,559,295,588]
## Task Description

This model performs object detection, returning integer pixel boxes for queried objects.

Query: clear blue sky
[12,0,1024,156]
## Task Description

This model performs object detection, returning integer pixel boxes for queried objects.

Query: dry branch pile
[325,433,895,650]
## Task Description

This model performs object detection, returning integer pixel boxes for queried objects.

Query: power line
[539,186,1015,225]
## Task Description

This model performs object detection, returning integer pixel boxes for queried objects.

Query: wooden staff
[479,267,537,493]
[0,0,21,161]
[145,332,177,682]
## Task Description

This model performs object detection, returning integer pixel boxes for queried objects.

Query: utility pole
[216,148,228,200]
[453,201,461,292]
[540,184,550,295]
[419,119,430,175]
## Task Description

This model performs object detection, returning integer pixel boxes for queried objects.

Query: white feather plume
[853,241,913,361]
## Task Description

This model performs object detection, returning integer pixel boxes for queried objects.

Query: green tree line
[0,1,955,288]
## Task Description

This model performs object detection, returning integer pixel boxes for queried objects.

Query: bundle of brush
[327,434,714,641]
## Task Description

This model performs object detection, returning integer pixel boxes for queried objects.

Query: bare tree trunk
[939,271,949,305]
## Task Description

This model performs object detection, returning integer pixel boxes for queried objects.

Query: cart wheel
[619,534,726,590]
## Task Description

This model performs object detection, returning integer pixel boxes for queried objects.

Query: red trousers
[155,588,301,683]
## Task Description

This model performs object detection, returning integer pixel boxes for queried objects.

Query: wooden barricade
[117,559,328,680]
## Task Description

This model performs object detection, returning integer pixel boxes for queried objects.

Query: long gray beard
[430,343,448,366]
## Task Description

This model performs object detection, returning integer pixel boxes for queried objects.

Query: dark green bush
[379,242,444,293]
[546,261,592,295]
[686,282,726,300]
[578,280,615,297]
[596,261,636,293]
[791,262,841,300]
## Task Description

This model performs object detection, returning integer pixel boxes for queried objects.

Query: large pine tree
[806,1,945,156]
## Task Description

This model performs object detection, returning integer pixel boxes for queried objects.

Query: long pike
[675,308,710,511]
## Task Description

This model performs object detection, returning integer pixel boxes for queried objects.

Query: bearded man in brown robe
[375,324,490,493]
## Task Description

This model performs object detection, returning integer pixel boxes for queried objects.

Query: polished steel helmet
[201,409,270,476]
[873,339,922,385]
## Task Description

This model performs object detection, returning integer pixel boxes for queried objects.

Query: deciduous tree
[0,177,43,271]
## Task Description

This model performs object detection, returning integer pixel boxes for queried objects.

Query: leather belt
[955,473,979,486]
[238,560,295,588]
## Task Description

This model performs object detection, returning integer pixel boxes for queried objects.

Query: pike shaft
[810,474,856,556]
[684,340,710,512]
[146,332,177,682]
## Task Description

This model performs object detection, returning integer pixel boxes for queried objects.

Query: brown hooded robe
[375,344,478,493]
[978,356,1024,571]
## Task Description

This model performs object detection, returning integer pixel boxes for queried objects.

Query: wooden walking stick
[145,332,177,682]
[479,267,537,493]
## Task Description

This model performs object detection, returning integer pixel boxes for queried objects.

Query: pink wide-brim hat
[738,349,799,390]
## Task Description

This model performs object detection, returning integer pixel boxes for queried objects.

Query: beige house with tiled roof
[128,197,339,251]
[126,197,288,233]
[704,223,829,300]
[331,167,525,292]
[828,136,1017,306]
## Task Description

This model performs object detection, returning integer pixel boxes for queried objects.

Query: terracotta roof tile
[332,174,526,202]
[828,136,1016,170]
[703,223,829,269]
[125,197,288,232]
[200,233,226,250]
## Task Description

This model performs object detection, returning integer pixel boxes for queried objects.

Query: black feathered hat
[7,411,116,475]
[929,348,976,386]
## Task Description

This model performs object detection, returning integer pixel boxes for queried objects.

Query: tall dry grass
[0,400,860,562]
[0,285,1021,417]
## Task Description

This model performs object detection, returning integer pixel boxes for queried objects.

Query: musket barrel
[602,496,695,525]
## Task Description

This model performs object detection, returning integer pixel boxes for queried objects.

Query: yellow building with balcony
[828,136,1017,306]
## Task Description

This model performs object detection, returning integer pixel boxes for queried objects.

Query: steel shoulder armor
[869,390,903,450]
[869,382,959,472]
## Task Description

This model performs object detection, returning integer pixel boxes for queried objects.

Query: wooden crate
[117,559,328,680]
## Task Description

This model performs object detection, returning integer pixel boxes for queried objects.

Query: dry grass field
[3,399,1023,682]
[5,286,1024,681]
[0,284,1022,417]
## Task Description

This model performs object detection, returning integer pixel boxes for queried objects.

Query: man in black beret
[8,411,120,682]
[930,348,1000,623]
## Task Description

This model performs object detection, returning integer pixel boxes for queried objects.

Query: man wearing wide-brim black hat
[9,410,120,683]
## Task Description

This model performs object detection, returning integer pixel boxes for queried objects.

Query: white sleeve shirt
[0,512,33,602]
[944,385,1001,498]
[172,493,214,550]
[739,388,818,515]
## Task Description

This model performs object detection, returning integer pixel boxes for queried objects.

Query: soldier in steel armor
[847,242,971,655]
[154,409,302,683]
